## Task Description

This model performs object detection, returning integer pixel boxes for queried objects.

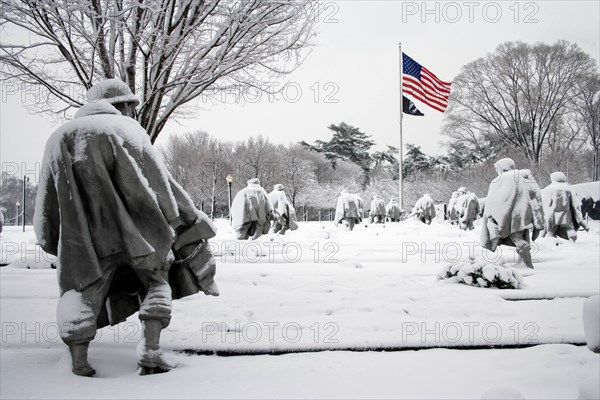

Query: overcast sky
[1,0,599,184]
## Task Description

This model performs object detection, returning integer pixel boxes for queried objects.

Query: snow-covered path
[2,343,598,399]
[1,218,598,398]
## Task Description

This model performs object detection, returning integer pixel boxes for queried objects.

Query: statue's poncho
[386,200,401,220]
[335,192,361,223]
[542,172,587,239]
[447,192,459,222]
[456,192,480,225]
[480,168,545,250]
[231,182,274,239]
[370,199,386,216]
[414,194,436,218]
[268,189,298,231]
[34,101,217,312]
[354,194,364,220]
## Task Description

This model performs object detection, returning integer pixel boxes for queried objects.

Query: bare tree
[277,144,314,207]
[203,138,232,219]
[1,0,317,142]
[161,130,232,218]
[161,130,210,206]
[576,75,600,181]
[444,40,597,164]
[0,173,37,225]
[234,134,277,188]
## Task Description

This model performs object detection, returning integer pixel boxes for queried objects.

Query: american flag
[402,53,451,113]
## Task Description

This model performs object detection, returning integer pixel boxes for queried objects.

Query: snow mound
[578,374,600,400]
[582,295,600,353]
[437,260,524,289]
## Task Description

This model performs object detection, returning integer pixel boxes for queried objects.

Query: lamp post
[226,174,233,225]
[22,175,29,232]
[16,201,21,227]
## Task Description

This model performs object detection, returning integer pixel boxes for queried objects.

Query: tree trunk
[594,147,599,182]
[210,164,217,220]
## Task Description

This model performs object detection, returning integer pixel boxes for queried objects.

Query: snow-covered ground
[1,218,599,399]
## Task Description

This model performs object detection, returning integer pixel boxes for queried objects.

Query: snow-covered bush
[437,260,524,289]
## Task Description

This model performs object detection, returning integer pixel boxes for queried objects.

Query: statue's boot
[518,246,534,269]
[69,343,96,377]
[139,320,170,375]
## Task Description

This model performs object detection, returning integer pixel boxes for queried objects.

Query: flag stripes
[402,53,451,113]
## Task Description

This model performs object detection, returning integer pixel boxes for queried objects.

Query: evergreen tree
[403,144,433,176]
[300,122,376,189]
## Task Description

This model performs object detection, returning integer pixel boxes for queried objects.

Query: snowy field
[1,217,599,399]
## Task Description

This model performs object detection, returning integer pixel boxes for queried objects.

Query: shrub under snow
[437,260,524,289]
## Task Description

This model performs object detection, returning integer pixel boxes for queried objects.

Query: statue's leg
[510,231,534,269]
[137,269,172,375]
[68,342,95,377]
[341,218,350,230]
[272,223,279,234]
[272,222,284,234]
[57,270,115,377]
[566,226,578,242]
[485,218,501,252]
[247,222,258,239]
[279,224,289,235]
[279,214,290,234]
[234,222,251,240]
[252,222,268,240]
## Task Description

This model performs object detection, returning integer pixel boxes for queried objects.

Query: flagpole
[398,43,404,211]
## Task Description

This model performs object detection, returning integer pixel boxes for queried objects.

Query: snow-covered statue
[369,195,386,224]
[455,190,480,231]
[541,171,589,241]
[354,193,365,221]
[335,190,362,231]
[386,198,401,222]
[231,178,274,240]
[268,184,298,235]
[34,79,218,377]
[414,193,436,224]
[480,158,545,269]
[447,191,460,224]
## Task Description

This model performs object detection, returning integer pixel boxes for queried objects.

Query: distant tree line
[160,122,400,221]
[0,174,37,225]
